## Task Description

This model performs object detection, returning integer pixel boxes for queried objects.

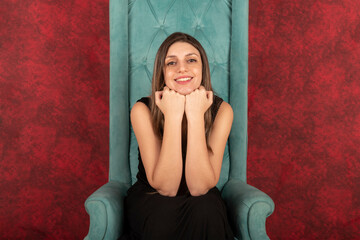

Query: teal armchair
[84,0,274,239]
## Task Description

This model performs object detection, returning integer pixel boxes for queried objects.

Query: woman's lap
[123,183,233,240]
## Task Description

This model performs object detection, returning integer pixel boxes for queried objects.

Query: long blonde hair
[150,32,214,152]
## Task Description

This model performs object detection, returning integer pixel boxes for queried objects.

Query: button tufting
[159,24,165,30]
[196,25,201,30]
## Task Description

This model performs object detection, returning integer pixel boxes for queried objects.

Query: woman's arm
[131,89,184,197]
[185,88,233,196]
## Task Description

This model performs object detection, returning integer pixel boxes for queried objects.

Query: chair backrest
[109,0,249,189]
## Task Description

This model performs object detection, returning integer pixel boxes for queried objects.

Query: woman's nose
[177,61,187,72]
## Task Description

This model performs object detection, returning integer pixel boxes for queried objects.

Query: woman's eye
[166,61,176,66]
[188,58,197,63]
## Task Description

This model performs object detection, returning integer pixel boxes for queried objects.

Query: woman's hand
[185,86,213,120]
[155,86,185,121]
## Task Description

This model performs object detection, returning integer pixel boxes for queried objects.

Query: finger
[207,91,213,101]
[199,87,207,95]
[155,91,163,103]
[179,93,186,99]
[199,85,206,91]
[163,86,169,91]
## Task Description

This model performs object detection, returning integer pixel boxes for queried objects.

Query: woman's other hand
[185,86,213,120]
[155,86,185,121]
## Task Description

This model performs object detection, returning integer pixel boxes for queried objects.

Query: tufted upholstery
[84,0,274,239]
[128,0,232,189]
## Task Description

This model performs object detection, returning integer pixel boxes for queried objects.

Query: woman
[122,32,234,240]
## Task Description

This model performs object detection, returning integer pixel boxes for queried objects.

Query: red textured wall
[0,0,109,239]
[0,0,359,239]
[248,1,360,239]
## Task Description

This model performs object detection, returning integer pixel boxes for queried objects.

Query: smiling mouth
[175,77,193,82]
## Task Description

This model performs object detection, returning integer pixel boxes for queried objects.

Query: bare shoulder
[215,100,233,123]
[210,100,233,138]
[130,100,154,135]
[131,101,150,118]
[130,98,153,125]
[130,99,160,152]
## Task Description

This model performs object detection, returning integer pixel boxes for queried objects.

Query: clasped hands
[155,86,213,121]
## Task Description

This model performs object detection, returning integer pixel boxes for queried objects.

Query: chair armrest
[221,179,275,240]
[84,181,130,240]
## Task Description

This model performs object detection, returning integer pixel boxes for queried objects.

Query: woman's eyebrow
[165,53,199,59]
[185,53,199,57]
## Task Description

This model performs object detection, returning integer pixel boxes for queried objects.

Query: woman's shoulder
[213,95,233,119]
[131,96,151,117]
[211,95,231,119]
[217,100,233,120]
[219,100,233,114]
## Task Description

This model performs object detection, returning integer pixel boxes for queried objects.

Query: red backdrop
[0,0,359,239]
[248,1,360,239]
[0,0,109,239]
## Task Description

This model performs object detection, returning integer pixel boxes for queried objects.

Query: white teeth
[176,77,192,82]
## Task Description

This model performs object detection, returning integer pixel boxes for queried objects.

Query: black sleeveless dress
[121,96,234,240]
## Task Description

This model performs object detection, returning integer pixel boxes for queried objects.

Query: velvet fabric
[85,0,274,239]
[125,0,234,188]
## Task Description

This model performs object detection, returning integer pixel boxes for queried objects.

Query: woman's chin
[178,90,192,95]
[176,87,196,95]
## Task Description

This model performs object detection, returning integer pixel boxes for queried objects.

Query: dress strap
[136,97,151,109]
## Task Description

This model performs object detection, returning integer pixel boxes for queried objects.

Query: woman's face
[163,41,202,95]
